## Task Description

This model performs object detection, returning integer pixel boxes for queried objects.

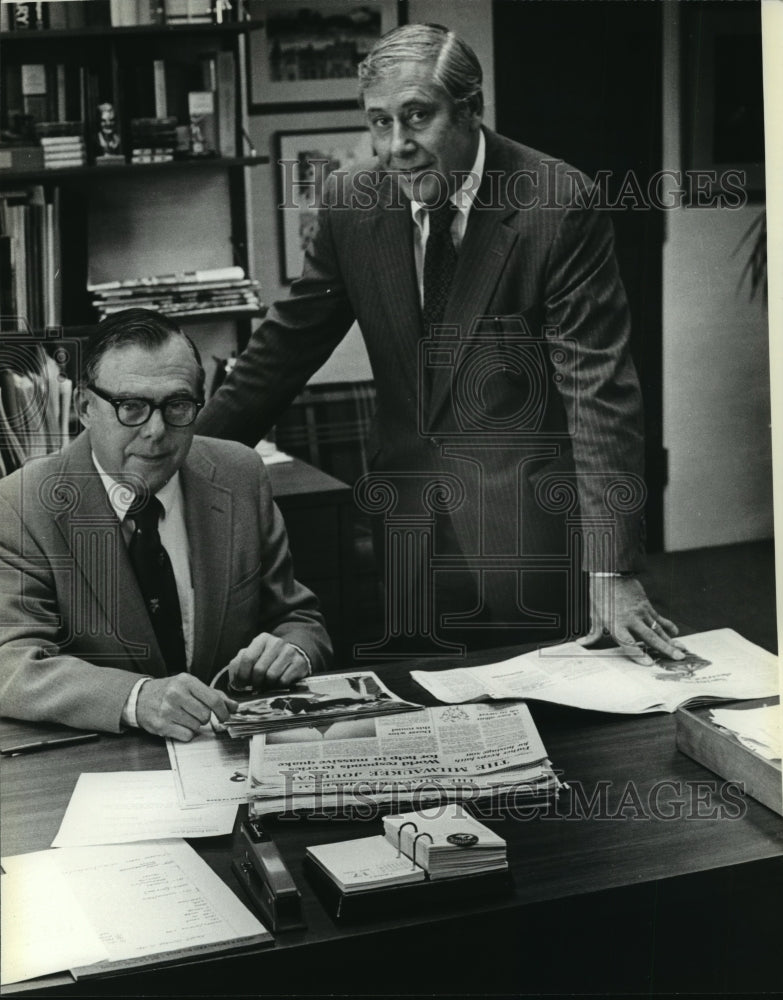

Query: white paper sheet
[3,841,270,986]
[52,771,238,847]
[55,840,270,970]
[710,705,782,760]
[1,852,108,986]
[167,728,250,806]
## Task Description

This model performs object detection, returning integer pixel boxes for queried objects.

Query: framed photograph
[276,126,374,283]
[248,0,399,108]
[681,4,765,198]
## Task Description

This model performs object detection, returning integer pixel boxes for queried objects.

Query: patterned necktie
[127,495,186,673]
[422,202,458,336]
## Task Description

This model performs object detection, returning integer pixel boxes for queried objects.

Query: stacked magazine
[89,266,262,321]
[213,670,424,738]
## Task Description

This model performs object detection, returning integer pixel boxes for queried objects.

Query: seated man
[0,309,332,741]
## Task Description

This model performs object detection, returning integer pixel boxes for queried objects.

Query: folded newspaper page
[411,629,779,714]
[247,702,562,815]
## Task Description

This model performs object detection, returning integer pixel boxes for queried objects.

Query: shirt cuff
[290,645,312,677]
[121,676,152,729]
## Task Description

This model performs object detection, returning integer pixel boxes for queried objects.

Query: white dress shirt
[410,129,486,304]
[92,453,195,726]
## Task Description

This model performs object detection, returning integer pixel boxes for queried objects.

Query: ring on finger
[650,620,660,633]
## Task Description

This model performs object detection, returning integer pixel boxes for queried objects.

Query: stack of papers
[248,701,562,816]
[710,705,782,761]
[412,629,778,714]
[1,841,271,987]
[384,809,507,880]
[306,836,426,894]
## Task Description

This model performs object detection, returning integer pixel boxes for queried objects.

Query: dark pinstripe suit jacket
[198,128,646,619]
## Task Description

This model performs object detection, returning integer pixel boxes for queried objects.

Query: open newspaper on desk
[247,702,563,817]
[412,629,779,714]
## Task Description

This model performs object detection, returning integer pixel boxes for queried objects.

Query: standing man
[0,309,332,739]
[198,23,681,662]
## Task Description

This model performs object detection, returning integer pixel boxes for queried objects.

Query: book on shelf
[7,2,46,31]
[0,185,60,330]
[165,0,215,23]
[0,146,44,172]
[216,50,236,157]
[187,90,217,156]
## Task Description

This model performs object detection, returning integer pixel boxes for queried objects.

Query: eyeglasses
[87,384,204,428]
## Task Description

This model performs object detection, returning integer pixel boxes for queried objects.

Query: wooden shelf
[0,155,268,186]
[0,21,262,42]
[45,309,266,338]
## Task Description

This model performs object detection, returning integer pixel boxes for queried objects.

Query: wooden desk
[2,542,781,996]
[266,457,354,660]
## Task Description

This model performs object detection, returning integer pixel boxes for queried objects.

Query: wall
[247,0,495,383]
[661,4,773,549]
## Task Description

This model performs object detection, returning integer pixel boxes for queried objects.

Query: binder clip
[232,805,305,932]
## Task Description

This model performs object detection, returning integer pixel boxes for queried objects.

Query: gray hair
[358,23,483,118]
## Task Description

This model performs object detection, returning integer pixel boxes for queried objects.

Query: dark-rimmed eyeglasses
[87,384,204,428]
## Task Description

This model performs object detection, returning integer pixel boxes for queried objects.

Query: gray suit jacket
[0,433,331,732]
[198,129,645,600]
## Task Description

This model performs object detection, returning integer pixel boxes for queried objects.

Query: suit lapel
[181,445,232,682]
[50,433,166,676]
[429,129,521,422]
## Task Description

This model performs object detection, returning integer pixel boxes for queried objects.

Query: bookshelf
[0,9,268,350]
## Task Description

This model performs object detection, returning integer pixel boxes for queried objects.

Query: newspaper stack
[217,670,423,738]
[89,266,262,321]
[247,701,563,817]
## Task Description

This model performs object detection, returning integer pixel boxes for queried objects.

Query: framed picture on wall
[248,0,399,108]
[276,126,374,283]
[681,3,765,198]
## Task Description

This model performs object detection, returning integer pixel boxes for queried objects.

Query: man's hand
[136,674,238,741]
[577,575,684,664]
[228,633,310,691]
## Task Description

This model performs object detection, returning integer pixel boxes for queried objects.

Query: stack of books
[89,266,263,321]
[129,117,178,164]
[36,124,86,170]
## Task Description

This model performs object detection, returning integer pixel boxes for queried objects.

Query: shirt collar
[91,450,181,523]
[410,129,486,231]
